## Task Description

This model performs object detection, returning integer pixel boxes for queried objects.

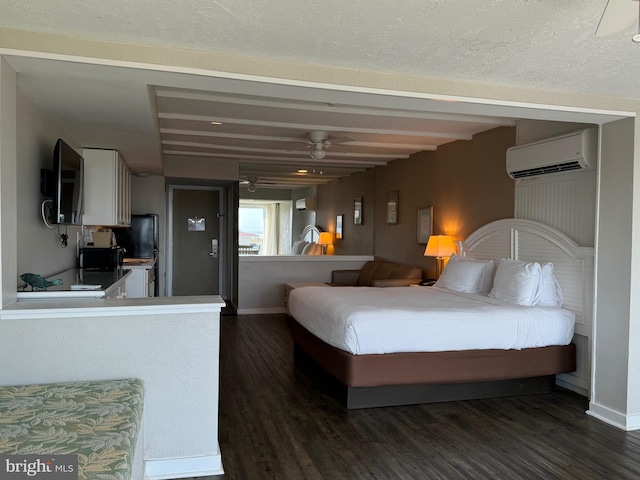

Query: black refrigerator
[114,214,159,296]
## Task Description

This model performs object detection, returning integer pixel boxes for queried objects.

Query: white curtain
[262,203,279,255]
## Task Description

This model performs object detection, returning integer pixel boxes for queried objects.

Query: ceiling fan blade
[286,144,313,153]
[328,136,355,145]
[596,0,638,37]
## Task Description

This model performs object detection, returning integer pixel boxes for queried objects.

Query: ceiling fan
[240,176,278,192]
[293,131,355,160]
[239,176,260,192]
[596,0,639,39]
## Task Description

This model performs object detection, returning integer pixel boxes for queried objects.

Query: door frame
[166,185,227,298]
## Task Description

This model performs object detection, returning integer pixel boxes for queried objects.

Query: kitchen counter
[123,257,156,269]
[17,268,131,299]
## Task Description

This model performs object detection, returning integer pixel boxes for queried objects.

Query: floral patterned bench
[0,378,144,480]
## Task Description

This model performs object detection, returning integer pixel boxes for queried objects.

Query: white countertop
[1,295,225,319]
[123,257,156,269]
[17,269,131,299]
[239,255,374,262]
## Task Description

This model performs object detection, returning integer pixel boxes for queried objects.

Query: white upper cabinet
[82,148,132,227]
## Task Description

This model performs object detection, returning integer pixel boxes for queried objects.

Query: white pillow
[290,240,308,255]
[489,258,542,306]
[462,256,495,294]
[479,259,496,294]
[301,243,322,255]
[535,262,564,307]
[301,243,315,255]
[435,255,486,293]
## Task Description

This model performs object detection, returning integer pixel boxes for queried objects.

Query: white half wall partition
[0,296,225,479]
[238,255,373,313]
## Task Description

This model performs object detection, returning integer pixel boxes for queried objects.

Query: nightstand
[284,282,328,314]
[411,279,436,287]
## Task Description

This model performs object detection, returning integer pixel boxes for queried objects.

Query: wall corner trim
[587,402,640,431]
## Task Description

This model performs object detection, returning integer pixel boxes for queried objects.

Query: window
[239,200,292,255]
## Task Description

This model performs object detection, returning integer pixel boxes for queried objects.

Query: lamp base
[435,257,445,279]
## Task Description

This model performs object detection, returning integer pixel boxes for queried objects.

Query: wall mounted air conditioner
[506,127,597,179]
[295,197,316,211]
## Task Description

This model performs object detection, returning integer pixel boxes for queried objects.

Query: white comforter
[288,286,575,355]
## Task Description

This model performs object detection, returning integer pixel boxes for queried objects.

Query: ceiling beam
[155,89,515,126]
[240,165,367,175]
[161,140,408,159]
[160,128,438,151]
[163,150,389,166]
[158,113,472,140]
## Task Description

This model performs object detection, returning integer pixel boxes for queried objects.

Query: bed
[288,219,592,408]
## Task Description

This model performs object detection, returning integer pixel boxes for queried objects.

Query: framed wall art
[386,190,398,225]
[336,215,343,239]
[417,206,433,244]
[354,197,363,225]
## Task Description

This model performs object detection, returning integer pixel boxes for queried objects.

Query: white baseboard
[237,307,286,315]
[587,402,640,431]
[144,455,223,480]
[556,373,589,397]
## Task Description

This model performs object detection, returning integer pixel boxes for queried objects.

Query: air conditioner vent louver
[506,128,596,179]
[295,197,316,210]
[509,161,584,179]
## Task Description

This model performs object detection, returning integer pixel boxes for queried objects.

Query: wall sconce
[317,232,333,255]
[424,235,456,278]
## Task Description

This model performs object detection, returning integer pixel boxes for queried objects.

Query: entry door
[171,188,220,296]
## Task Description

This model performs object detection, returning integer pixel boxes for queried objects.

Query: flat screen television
[42,139,84,225]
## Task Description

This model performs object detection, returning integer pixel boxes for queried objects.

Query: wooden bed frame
[289,219,593,409]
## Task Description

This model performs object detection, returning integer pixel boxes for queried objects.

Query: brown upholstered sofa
[331,260,423,287]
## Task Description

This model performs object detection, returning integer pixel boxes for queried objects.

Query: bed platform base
[347,375,556,409]
[290,319,576,409]
[294,344,556,409]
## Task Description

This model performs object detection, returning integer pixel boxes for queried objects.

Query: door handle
[210,239,218,258]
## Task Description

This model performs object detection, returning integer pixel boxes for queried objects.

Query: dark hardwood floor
[201,314,640,479]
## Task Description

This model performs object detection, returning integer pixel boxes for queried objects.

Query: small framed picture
[387,190,399,224]
[336,215,343,239]
[188,217,206,231]
[417,206,433,244]
[354,197,363,225]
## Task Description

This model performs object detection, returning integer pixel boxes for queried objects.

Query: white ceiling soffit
[4,41,632,187]
[155,86,520,186]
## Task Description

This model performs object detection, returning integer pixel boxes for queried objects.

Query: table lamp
[317,232,333,255]
[424,235,456,278]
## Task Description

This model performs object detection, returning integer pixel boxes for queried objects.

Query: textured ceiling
[0,0,637,186]
[1,0,635,97]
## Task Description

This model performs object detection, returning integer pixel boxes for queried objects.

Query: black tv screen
[52,139,84,225]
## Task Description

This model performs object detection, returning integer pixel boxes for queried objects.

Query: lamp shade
[317,232,333,246]
[424,235,455,258]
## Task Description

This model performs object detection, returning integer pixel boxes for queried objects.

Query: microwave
[82,247,124,271]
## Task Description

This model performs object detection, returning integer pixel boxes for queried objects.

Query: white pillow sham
[536,262,564,307]
[474,257,495,294]
[489,258,542,306]
[290,240,308,255]
[435,255,491,294]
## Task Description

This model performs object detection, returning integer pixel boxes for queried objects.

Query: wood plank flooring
[189,314,640,479]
